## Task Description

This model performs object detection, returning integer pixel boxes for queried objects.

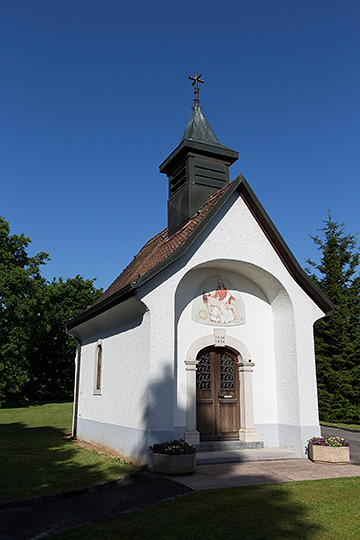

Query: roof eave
[66,179,242,330]
[66,282,138,331]
[159,139,239,174]
[238,179,336,315]
[68,174,335,328]
[138,173,335,316]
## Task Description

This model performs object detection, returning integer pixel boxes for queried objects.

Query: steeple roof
[180,102,222,146]
[159,74,239,236]
[159,96,238,176]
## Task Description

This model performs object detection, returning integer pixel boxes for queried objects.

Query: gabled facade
[67,90,334,463]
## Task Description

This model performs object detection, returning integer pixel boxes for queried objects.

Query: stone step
[197,441,264,452]
[196,447,303,464]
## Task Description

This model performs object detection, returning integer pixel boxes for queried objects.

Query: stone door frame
[184,330,258,445]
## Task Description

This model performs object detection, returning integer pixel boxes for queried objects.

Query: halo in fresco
[191,276,245,326]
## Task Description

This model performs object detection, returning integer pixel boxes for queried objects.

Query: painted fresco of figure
[212,279,243,323]
[202,279,243,324]
[192,275,246,326]
[202,292,222,323]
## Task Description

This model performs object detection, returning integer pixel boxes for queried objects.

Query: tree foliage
[0,217,102,405]
[25,276,103,401]
[306,213,360,423]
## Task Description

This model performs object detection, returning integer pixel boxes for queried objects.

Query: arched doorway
[184,333,258,446]
[196,347,240,441]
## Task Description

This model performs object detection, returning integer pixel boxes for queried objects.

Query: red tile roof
[93,181,234,306]
[67,175,335,331]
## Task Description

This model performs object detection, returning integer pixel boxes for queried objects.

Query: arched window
[94,343,102,394]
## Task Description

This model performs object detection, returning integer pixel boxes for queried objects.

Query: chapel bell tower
[159,72,239,237]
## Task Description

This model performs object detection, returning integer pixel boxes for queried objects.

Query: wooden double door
[196,348,240,441]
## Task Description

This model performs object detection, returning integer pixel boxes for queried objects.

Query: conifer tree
[306,213,360,423]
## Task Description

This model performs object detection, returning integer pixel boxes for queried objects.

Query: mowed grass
[0,402,136,502]
[53,476,360,540]
[320,421,360,431]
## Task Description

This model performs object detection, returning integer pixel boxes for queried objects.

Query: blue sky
[1,0,360,291]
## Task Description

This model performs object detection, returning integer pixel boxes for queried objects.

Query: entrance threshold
[196,446,303,465]
[198,441,264,452]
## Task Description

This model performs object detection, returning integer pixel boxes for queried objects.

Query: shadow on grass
[50,479,325,540]
[0,421,134,502]
[165,484,323,540]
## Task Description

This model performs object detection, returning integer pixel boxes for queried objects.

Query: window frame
[93,341,103,395]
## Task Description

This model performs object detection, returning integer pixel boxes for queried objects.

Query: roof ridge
[91,182,235,306]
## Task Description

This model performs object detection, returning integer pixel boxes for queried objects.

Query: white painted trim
[185,331,252,364]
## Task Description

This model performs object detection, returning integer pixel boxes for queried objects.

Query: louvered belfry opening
[159,84,238,237]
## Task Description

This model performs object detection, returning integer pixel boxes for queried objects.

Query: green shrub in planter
[149,439,197,475]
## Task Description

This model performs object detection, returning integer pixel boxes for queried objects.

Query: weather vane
[189,71,204,109]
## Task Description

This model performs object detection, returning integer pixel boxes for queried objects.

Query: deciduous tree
[26,276,102,401]
[0,216,48,404]
[0,216,102,405]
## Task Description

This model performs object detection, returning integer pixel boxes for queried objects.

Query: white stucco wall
[138,191,324,453]
[71,188,325,459]
[72,297,151,462]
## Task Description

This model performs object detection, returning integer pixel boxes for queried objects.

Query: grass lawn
[320,421,360,431]
[53,476,360,540]
[0,402,136,502]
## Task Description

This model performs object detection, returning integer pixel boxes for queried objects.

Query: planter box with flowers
[149,439,197,475]
[307,436,350,464]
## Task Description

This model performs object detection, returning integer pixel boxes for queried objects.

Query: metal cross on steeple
[189,71,204,109]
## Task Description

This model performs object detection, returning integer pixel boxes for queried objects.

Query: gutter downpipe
[73,337,82,438]
[66,327,81,439]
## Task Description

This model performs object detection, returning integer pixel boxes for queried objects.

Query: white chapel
[67,74,334,464]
